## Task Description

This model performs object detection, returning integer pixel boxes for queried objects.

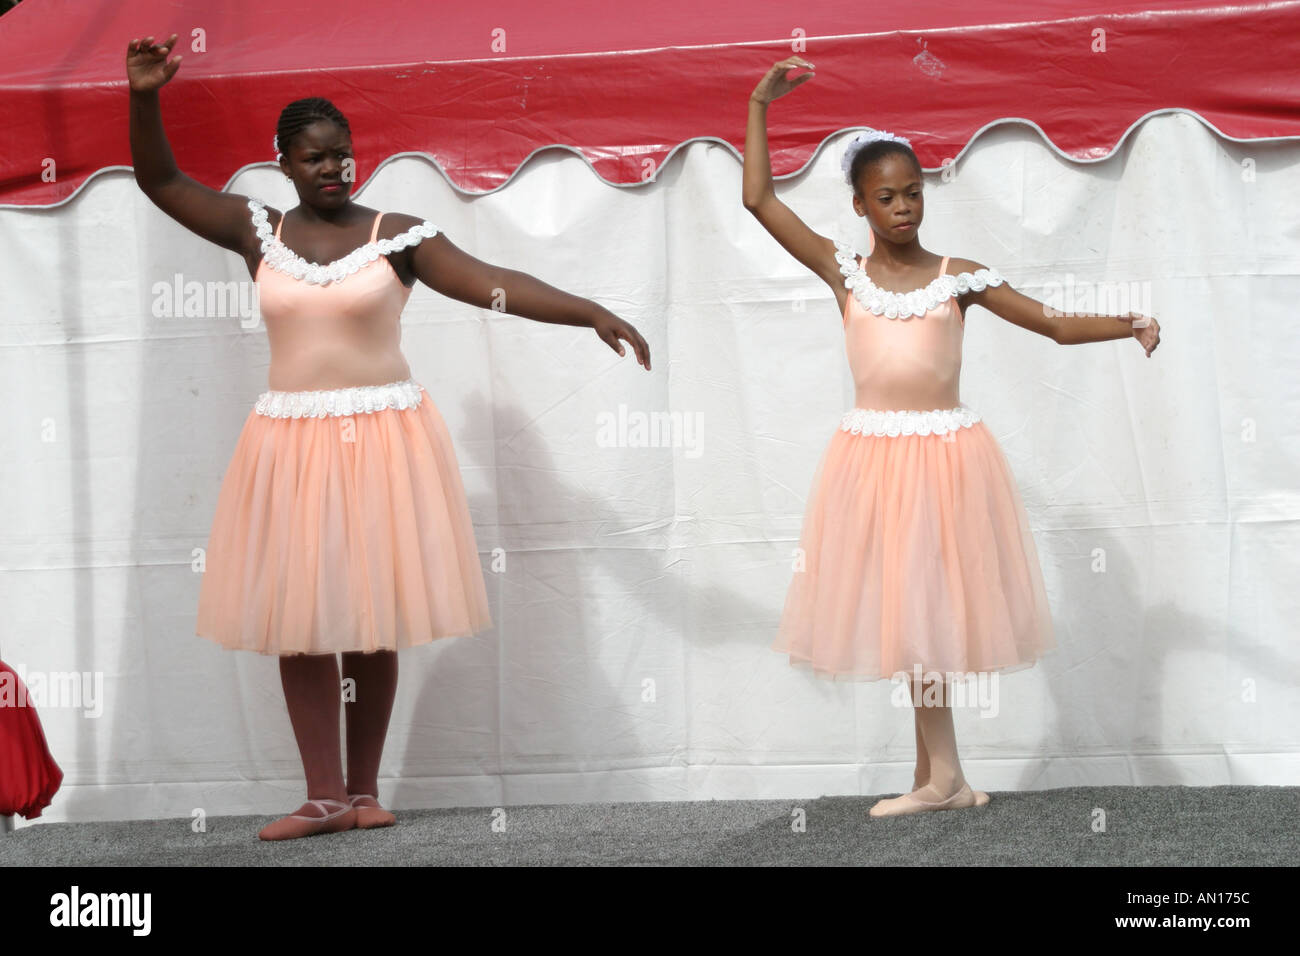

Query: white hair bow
[840,128,913,184]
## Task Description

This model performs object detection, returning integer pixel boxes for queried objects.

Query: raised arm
[742,56,842,294]
[957,258,1161,356]
[127,35,259,261]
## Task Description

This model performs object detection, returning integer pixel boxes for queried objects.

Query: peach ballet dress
[772,228,1055,680]
[194,198,492,655]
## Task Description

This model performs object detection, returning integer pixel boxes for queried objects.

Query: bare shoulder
[945,256,995,277]
[375,211,445,287]
[949,256,1009,302]
[376,211,439,241]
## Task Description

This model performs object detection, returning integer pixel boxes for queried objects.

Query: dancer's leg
[341,649,399,828]
[912,696,966,797]
[870,677,988,817]
[280,652,347,802]
[912,701,931,791]
[911,681,989,806]
[341,649,398,797]
[258,652,352,840]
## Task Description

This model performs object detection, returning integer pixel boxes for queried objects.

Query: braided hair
[847,138,923,196]
[275,98,351,162]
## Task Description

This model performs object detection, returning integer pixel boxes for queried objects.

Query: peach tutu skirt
[773,407,1055,681]
[195,379,492,655]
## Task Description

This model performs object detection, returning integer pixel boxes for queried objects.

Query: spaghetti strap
[842,251,865,328]
[939,255,963,324]
[275,211,284,239]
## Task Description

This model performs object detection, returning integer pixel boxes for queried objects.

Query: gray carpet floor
[2,785,1294,866]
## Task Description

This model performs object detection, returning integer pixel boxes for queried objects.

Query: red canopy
[2,0,1298,206]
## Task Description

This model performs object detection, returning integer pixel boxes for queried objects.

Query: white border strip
[5,109,1298,210]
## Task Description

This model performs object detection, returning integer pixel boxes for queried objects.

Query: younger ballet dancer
[127,35,650,840]
[743,56,1160,817]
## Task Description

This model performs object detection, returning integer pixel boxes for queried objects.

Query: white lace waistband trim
[840,405,980,437]
[254,379,424,418]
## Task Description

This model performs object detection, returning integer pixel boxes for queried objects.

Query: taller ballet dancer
[127,34,650,841]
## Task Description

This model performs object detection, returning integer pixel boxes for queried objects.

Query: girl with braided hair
[127,35,650,841]
[744,57,1160,817]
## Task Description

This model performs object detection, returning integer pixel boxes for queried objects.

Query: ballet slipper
[914,775,990,807]
[348,793,396,829]
[869,781,985,818]
[258,798,356,841]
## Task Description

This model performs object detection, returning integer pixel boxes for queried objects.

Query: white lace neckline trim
[254,379,424,418]
[248,198,439,286]
[835,240,1004,319]
[840,405,980,437]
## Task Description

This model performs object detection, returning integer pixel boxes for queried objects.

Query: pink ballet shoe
[869,782,986,818]
[915,776,990,807]
[258,798,356,841]
[347,793,396,829]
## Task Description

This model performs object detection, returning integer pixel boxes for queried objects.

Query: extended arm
[964,264,1161,356]
[404,229,651,369]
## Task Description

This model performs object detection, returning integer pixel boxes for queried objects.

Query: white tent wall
[3,112,1297,826]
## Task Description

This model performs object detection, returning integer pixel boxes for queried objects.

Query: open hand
[750,56,815,106]
[126,34,181,92]
[1121,312,1161,357]
[593,311,651,370]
